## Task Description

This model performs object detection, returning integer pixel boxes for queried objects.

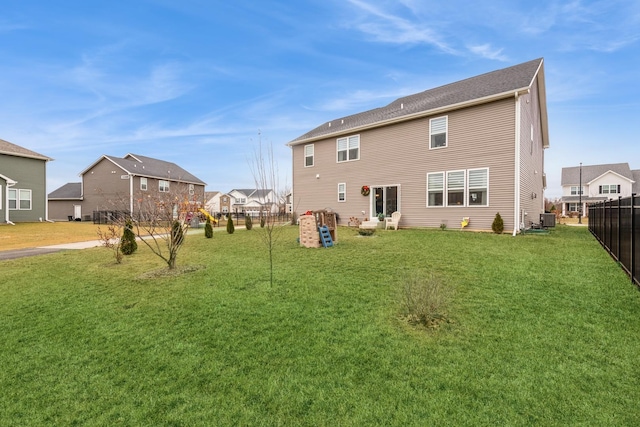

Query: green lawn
[1,225,639,425]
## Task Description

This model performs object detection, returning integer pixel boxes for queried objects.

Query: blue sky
[1,0,639,199]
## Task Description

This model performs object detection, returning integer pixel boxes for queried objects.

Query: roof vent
[328,122,331,127]
[341,119,344,124]
[401,103,404,109]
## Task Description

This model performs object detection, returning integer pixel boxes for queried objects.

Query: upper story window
[337,135,359,162]
[599,184,620,194]
[570,186,584,195]
[189,184,195,195]
[235,197,246,204]
[140,177,148,191]
[159,180,170,193]
[429,116,447,149]
[304,144,314,167]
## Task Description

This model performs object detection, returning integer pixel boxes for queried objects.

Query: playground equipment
[298,210,337,248]
[198,208,218,224]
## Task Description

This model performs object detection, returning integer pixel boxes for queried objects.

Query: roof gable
[289,58,545,145]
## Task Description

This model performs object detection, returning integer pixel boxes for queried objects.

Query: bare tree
[132,190,198,270]
[248,132,287,286]
[98,184,201,270]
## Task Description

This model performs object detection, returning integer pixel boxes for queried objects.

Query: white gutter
[513,91,523,236]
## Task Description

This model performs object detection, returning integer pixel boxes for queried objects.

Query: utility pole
[578,162,582,224]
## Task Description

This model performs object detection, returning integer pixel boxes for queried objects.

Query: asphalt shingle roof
[561,163,633,186]
[48,182,82,199]
[289,58,544,144]
[0,138,52,161]
[90,153,206,185]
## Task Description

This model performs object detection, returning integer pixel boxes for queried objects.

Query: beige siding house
[288,58,550,233]
[48,153,206,221]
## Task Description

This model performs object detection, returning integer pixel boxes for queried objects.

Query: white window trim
[140,177,148,191]
[338,183,346,202]
[304,144,314,168]
[427,168,490,208]
[159,180,170,193]
[446,169,466,207]
[467,168,489,207]
[8,188,32,210]
[337,135,360,163]
[429,116,448,149]
[427,172,444,207]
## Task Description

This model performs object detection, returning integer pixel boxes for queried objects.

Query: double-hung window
[570,186,583,195]
[159,180,170,193]
[338,183,346,202]
[8,189,31,210]
[337,135,359,162]
[304,144,314,167]
[427,168,489,207]
[140,177,148,191]
[429,116,447,149]
[427,172,444,206]
[446,171,465,206]
[599,184,620,194]
[468,168,488,206]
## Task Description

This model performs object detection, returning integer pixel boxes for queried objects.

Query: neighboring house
[203,191,221,215]
[220,193,232,214]
[48,182,82,220]
[0,138,52,224]
[48,153,206,221]
[560,163,640,217]
[288,58,549,233]
[227,188,276,217]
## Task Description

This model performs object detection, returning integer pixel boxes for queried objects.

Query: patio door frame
[369,184,400,221]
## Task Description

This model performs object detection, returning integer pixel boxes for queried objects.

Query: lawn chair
[385,211,401,230]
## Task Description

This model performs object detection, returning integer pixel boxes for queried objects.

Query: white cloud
[467,44,508,61]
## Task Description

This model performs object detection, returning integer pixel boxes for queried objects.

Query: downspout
[129,174,134,215]
[44,161,54,222]
[513,91,522,236]
[6,180,16,225]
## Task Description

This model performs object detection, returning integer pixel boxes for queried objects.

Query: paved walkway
[0,226,236,261]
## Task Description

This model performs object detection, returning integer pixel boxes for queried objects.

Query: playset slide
[198,208,218,224]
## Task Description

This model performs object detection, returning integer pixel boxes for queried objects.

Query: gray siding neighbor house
[0,138,52,224]
[48,153,206,221]
[288,58,550,233]
[560,163,639,217]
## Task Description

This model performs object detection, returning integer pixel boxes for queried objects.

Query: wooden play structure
[298,210,337,248]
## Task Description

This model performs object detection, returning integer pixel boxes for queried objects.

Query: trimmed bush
[120,219,138,255]
[227,216,235,234]
[492,212,504,234]
[245,214,253,230]
[205,217,213,238]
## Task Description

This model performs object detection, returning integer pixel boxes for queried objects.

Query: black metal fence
[588,195,639,287]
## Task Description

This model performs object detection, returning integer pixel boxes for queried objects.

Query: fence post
[632,194,636,285]
[618,196,621,262]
